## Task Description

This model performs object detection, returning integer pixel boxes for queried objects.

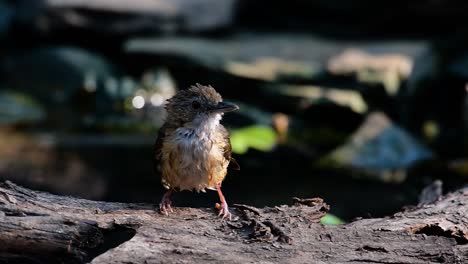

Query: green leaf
[230,125,276,154]
[320,214,345,225]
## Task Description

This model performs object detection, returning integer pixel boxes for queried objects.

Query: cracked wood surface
[0,181,467,264]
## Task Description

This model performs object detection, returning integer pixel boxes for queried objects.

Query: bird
[153,84,240,219]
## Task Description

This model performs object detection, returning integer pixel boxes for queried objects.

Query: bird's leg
[159,189,174,215]
[215,184,231,220]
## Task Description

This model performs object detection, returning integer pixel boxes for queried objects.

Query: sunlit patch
[230,125,277,154]
[423,120,439,141]
[328,49,413,96]
[132,95,145,109]
[83,72,97,92]
[150,93,164,106]
[276,85,368,114]
[135,88,147,97]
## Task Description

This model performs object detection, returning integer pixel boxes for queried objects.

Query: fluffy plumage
[153,84,239,218]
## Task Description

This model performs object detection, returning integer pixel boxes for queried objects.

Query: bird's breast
[160,128,228,191]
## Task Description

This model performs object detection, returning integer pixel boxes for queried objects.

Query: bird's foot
[159,190,174,216]
[215,201,232,220]
[159,199,173,216]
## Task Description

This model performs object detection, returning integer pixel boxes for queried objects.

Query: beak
[212,101,239,113]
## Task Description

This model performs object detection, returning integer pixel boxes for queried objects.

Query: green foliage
[230,125,276,154]
[320,214,345,225]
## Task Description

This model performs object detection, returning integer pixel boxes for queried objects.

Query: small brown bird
[154,84,239,219]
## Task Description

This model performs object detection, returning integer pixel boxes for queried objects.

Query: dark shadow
[85,224,137,263]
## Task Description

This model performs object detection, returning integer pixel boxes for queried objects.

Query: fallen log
[0,181,466,263]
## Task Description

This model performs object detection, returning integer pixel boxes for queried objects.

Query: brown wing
[153,125,167,175]
[219,125,240,170]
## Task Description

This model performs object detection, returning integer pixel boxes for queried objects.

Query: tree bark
[0,181,466,264]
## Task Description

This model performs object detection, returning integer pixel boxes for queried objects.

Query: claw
[215,184,232,220]
[159,202,173,215]
[215,202,232,221]
[159,189,173,216]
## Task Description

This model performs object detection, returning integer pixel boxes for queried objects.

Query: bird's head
[164,84,239,128]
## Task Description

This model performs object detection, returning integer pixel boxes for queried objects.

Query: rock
[263,84,368,114]
[125,34,336,81]
[126,34,322,82]
[0,46,116,105]
[328,49,414,96]
[16,0,236,34]
[0,90,45,125]
[320,112,433,182]
[126,34,427,123]
[125,34,426,84]
[400,39,467,158]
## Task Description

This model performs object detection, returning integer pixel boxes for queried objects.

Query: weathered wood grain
[0,181,466,263]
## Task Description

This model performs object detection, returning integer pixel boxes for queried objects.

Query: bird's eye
[191,101,201,109]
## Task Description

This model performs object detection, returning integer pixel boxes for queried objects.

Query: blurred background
[1,0,468,222]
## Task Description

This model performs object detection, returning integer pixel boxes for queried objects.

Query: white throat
[176,113,222,141]
[193,113,222,135]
